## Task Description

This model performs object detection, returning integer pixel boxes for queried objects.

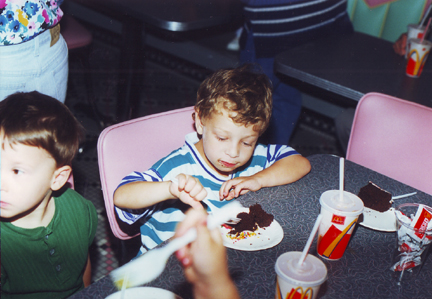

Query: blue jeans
[0,27,69,103]
[240,29,302,145]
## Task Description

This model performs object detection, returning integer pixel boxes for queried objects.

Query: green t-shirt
[1,188,98,299]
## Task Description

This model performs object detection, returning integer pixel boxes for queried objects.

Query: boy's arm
[220,155,311,200]
[252,154,311,187]
[114,174,207,210]
[114,180,174,209]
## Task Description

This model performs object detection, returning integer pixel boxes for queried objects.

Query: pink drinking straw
[420,17,431,44]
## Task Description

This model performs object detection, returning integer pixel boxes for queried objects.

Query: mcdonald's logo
[331,214,345,225]
[276,282,313,299]
[414,209,432,239]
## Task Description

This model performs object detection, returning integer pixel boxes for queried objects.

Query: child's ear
[51,165,72,191]
[194,110,204,135]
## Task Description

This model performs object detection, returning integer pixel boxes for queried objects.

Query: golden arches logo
[331,214,345,225]
[408,48,430,76]
[276,282,313,299]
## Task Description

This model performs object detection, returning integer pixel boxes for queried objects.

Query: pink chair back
[97,106,196,240]
[346,93,432,195]
[66,172,74,190]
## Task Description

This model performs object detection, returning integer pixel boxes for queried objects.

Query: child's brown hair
[195,64,272,135]
[0,91,84,167]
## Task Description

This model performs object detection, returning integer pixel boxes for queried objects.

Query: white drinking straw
[298,214,323,267]
[339,157,344,202]
[420,4,432,26]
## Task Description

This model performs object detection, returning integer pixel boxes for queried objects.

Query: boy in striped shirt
[114,65,311,254]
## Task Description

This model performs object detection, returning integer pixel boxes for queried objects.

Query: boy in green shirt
[0,92,98,299]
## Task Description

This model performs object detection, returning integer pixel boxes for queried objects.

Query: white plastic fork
[390,192,417,203]
[225,217,241,225]
[110,200,243,289]
[171,177,241,224]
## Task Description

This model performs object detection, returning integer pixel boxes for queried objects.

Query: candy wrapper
[391,204,432,272]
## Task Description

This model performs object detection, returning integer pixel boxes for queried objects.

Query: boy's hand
[393,33,407,56]
[219,177,262,201]
[170,174,207,210]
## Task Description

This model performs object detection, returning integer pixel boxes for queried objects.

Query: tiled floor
[65,25,343,283]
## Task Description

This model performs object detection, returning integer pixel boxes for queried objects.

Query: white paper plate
[106,287,183,299]
[220,208,284,251]
[359,207,396,232]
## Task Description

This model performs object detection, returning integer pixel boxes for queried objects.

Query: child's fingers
[224,182,253,200]
[186,183,207,200]
[219,180,235,199]
[223,189,237,201]
[194,188,208,202]
[183,176,202,192]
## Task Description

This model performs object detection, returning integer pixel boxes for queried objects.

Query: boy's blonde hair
[195,64,272,135]
[0,92,84,167]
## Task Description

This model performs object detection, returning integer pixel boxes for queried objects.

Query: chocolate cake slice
[358,182,392,212]
[228,203,274,236]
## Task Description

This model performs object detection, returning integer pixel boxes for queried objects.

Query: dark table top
[71,0,243,32]
[69,0,243,122]
[274,32,432,109]
[70,154,432,299]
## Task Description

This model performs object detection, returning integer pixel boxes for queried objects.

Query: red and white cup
[275,251,327,299]
[406,38,432,78]
[405,24,426,58]
[316,190,364,261]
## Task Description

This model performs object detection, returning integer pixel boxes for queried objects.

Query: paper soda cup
[405,24,426,58]
[406,38,432,78]
[275,251,327,299]
[317,190,364,260]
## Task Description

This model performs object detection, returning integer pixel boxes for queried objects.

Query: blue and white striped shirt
[241,0,352,57]
[115,133,299,253]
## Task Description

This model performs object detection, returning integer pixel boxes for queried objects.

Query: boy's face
[195,108,259,176]
[0,137,59,220]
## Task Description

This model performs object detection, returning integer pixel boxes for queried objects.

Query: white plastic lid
[410,38,432,47]
[275,251,327,287]
[320,190,364,217]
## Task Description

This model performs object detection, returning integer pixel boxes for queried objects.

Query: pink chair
[346,92,432,195]
[97,106,196,240]
[66,172,75,190]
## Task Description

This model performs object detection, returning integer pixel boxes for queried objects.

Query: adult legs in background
[0,28,69,103]
[261,60,302,145]
[240,30,302,145]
